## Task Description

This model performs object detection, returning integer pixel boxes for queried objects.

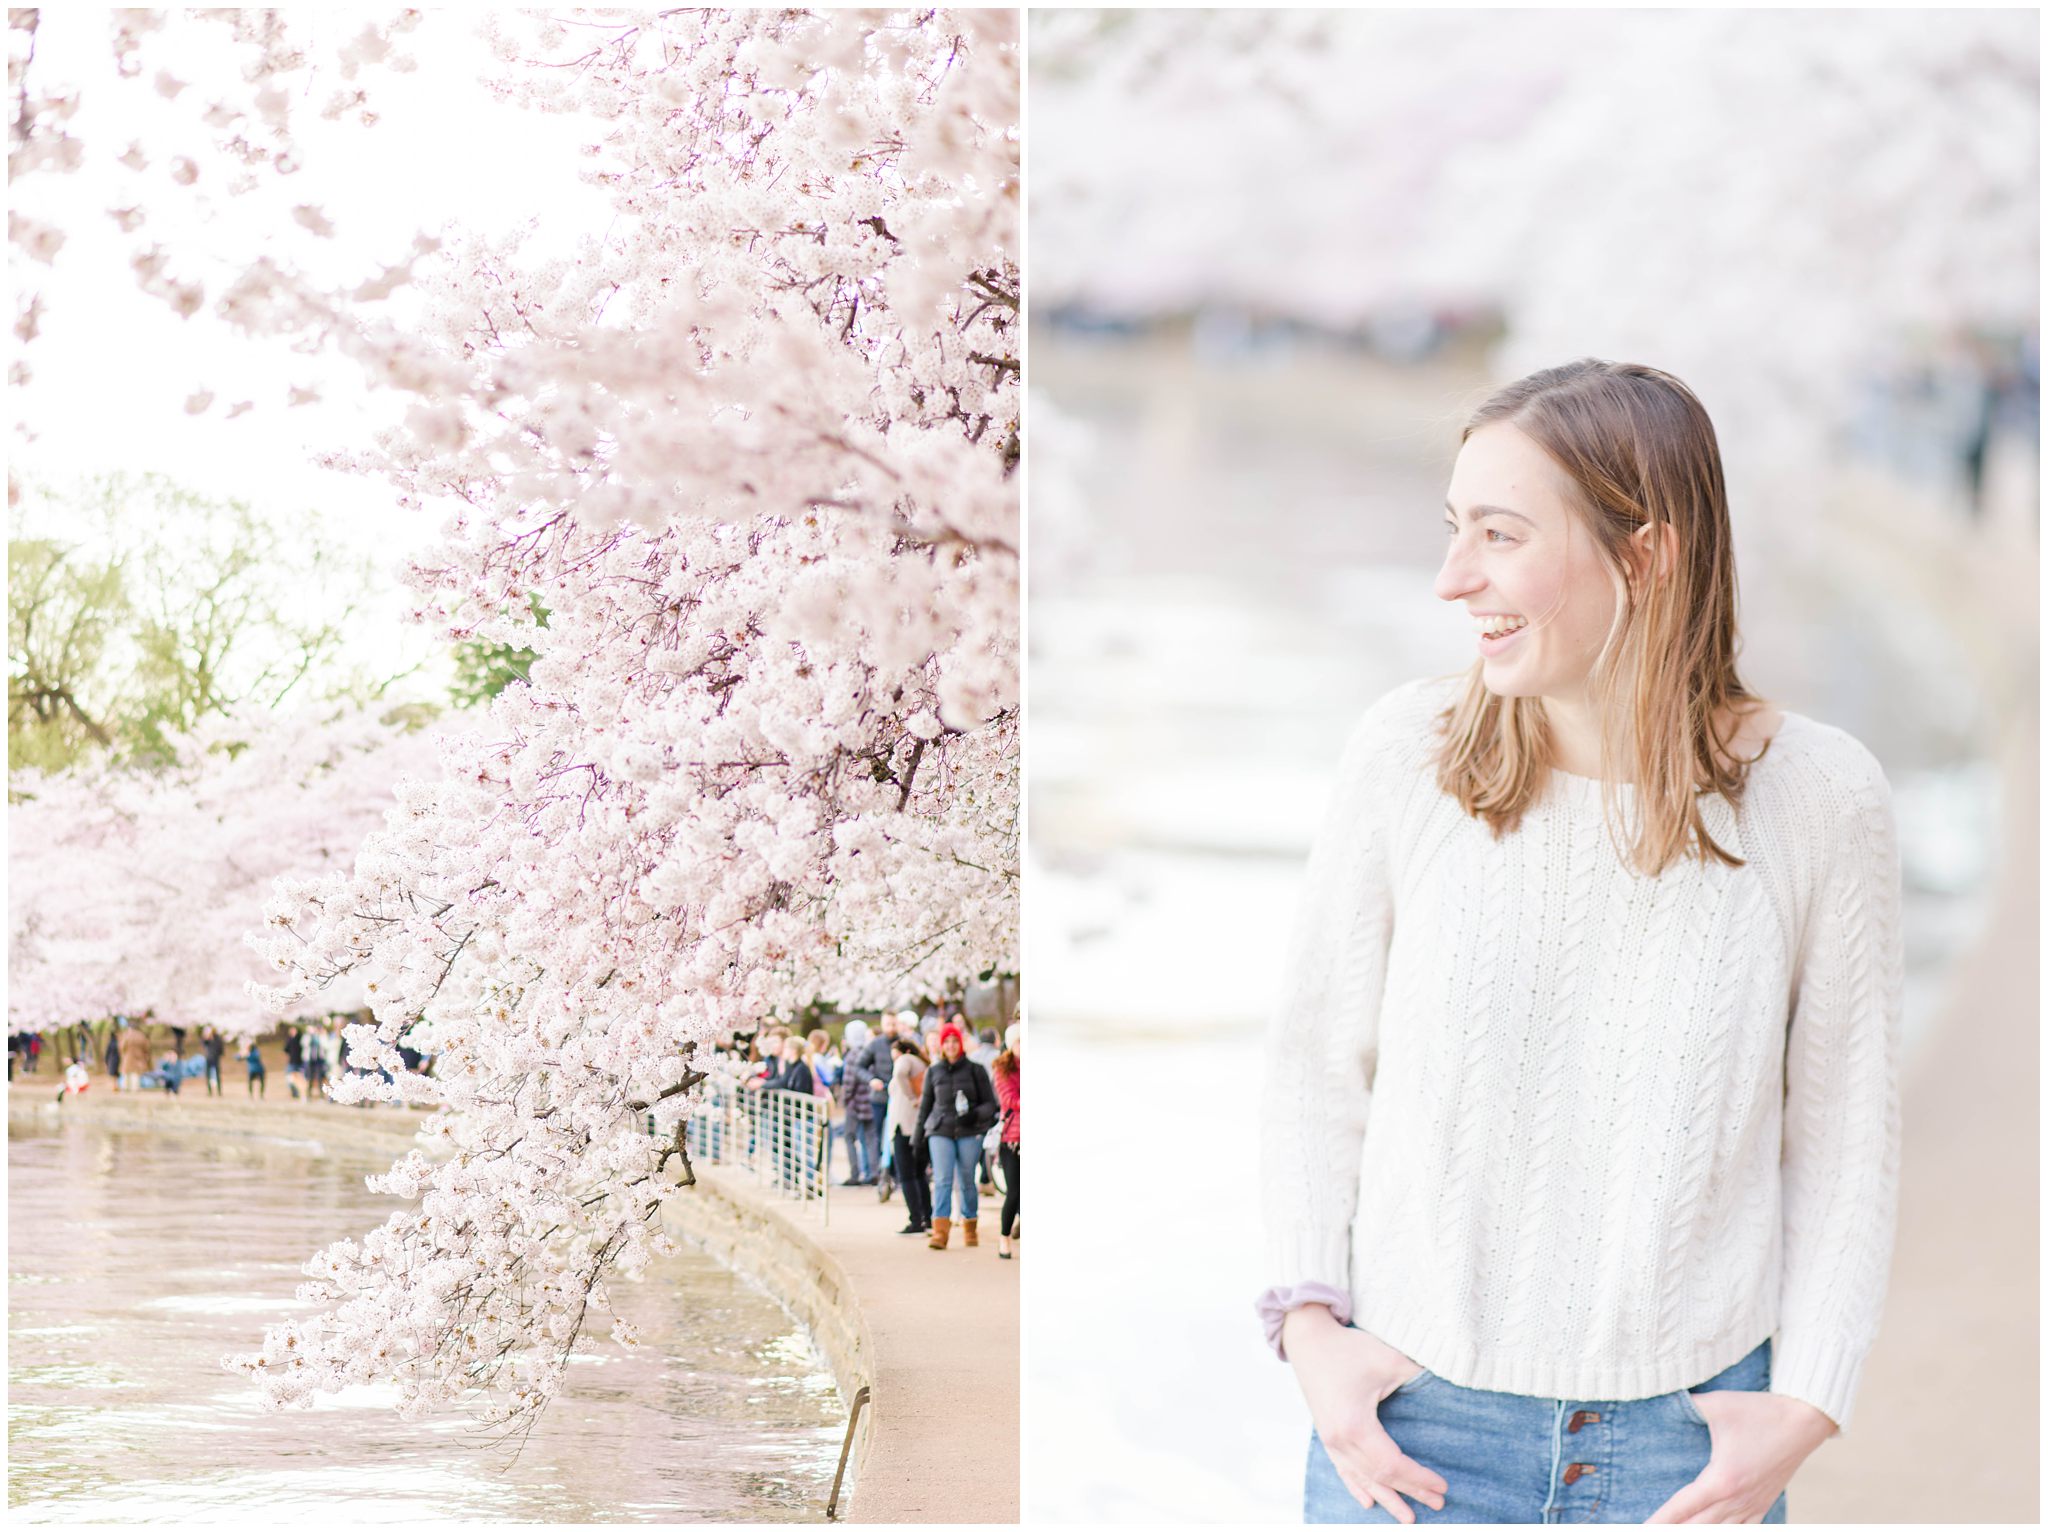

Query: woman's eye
[1444,524,1514,545]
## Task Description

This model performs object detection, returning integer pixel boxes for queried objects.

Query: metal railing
[674,1077,831,1223]
[681,1074,742,1167]
[825,1383,872,1520]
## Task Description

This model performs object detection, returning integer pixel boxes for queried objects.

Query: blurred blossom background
[1025,9,2037,1523]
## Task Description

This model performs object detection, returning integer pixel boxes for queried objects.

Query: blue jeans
[847,1114,881,1180]
[928,1133,981,1219]
[1306,1336,1788,1524]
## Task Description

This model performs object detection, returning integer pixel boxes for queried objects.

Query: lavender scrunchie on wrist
[1256,1282,1353,1361]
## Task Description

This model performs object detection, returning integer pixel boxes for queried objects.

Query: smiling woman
[1259,359,1903,1524]
[1429,364,1784,863]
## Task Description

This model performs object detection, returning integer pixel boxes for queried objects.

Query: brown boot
[928,1216,951,1250]
[963,1217,979,1247]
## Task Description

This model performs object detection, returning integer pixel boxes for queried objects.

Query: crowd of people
[18,1007,1025,1263]
[11,1011,420,1106]
[704,1009,1024,1258]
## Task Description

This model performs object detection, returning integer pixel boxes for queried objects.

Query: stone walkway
[831,1167,1019,1524]
[1788,521,2039,1524]
[682,1148,1022,1524]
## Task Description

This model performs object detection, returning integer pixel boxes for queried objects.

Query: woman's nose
[1434,538,1483,604]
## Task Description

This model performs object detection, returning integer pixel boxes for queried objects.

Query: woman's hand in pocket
[1644,1390,1835,1523]
[1284,1306,1448,1524]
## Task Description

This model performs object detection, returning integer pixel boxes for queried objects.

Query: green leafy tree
[448,595,546,709]
[8,473,385,770]
[7,537,127,770]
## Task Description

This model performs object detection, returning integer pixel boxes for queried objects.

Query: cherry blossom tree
[199,9,1021,1431]
[8,704,441,1037]
[13,3,1015,1430]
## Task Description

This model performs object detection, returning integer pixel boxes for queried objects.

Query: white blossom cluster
[218,10,1018,1427]
[6,6,424,422]
[7,706,441,1037]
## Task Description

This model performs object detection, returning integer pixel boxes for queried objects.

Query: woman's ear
[1628,520,1678,592]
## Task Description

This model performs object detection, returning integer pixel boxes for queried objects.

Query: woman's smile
[1473,613,1531,657]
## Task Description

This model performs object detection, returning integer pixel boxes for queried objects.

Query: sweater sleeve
[1772,755,1904,1435]
[1260,687,1409,1296]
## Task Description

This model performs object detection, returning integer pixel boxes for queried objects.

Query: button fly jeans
[1305,1337,1789,1524]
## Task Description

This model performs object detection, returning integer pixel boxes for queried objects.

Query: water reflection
[8,1123,842,1523]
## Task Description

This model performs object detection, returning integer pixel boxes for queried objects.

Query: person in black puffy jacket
[915,1024,998,1250]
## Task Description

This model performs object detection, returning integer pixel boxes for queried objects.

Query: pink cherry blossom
[9,707,442,1037]
[223,10,1013,1428]
[12,3,1015,1434]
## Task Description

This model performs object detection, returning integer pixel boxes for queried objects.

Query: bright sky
[10,9,614,697]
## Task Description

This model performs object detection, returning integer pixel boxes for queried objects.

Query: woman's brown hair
[1433,358,1772,877]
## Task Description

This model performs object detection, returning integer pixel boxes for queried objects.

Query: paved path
[1789,507,2039,1524]
[771,1153,1021,1524]
[1793,709,2039,1522]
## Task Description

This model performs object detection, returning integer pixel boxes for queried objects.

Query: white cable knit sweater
[1260,674,1903,1433]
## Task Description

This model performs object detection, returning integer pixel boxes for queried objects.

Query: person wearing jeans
[1262,364,1902,1524]
[837,1019,877,1185]
[1301,1327,1787,1523]
[915,1023,997,1250]
[927,1131,979,1234]
[854,1017,898,1184]
[855,1068,887,1184]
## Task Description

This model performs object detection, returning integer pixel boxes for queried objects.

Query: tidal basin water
[8,1121,843,1523]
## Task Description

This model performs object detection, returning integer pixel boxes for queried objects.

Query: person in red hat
[915,1022,998,1249]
